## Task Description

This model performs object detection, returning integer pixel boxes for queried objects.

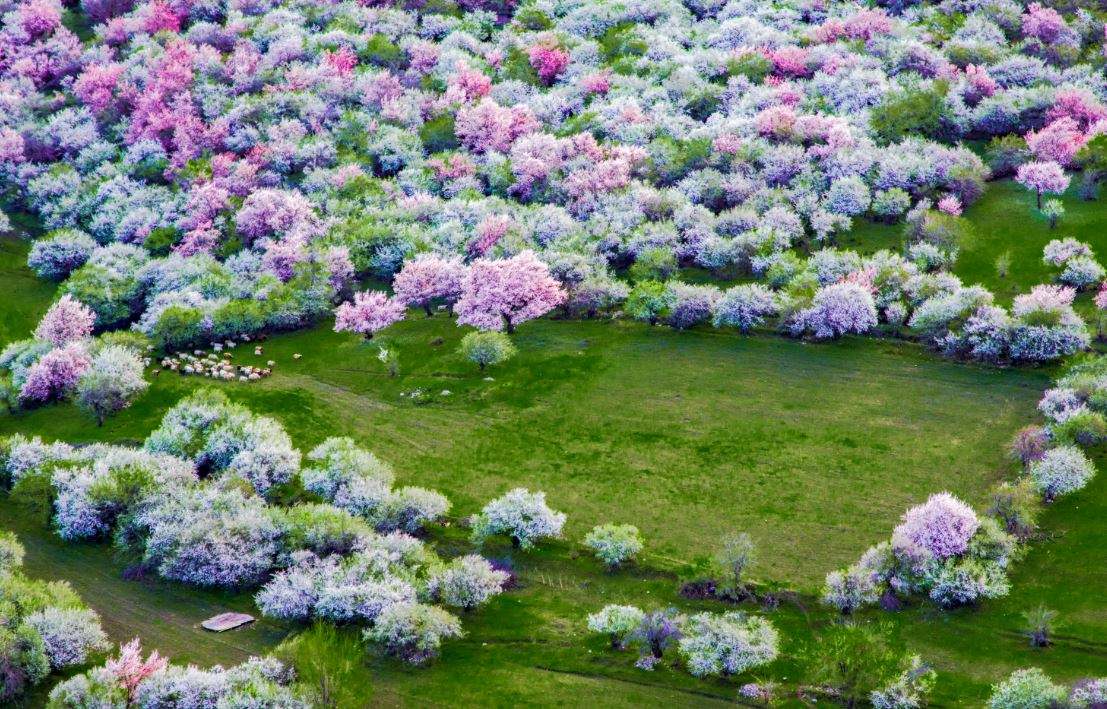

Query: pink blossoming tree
[35,295,95,346]
[334,291,406,340]
[455,251,564,333]
[891,492,980,562]
[527,42,570,85]
[1015,161,1070,208]
[106,639,168,701]
[392,255,466,316]
[20,343,91,403]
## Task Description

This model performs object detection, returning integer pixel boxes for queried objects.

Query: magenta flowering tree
[334,291,406,341]
[527,41,570,85]
[392,255,466,317]
[20,343,91,403]
[1015,161,1070,208]
[455,251,565,333]
[34,295,96,346]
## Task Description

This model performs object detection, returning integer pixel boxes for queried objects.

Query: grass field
[0,315,1048,586]
[4,196,1107,705]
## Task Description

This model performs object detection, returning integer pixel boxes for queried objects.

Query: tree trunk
[1037,191,1042,209]
[504,315,515,334]
[423,303,433,317]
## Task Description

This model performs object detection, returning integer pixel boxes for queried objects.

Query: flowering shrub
[427,555,509,611]
[76,344,148,425]
[22,608,108,670]
[458,331,517,371]
[988,668,1066,709]
[583,524,643,569]
[1028,446,1095,501]
[256,550,419,624]
[587,605,644,649]
[712,285,778,332]
[677,612,778,678]
[789,282,878,340]
[364,603,464,666]
[471,488,566,550]
[144,388,299,496]
[27,231,96,281]
[825,493,1015,610]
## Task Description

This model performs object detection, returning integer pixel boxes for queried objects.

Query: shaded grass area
[0,234,55,344]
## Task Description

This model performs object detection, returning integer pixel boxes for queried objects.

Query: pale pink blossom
[1015,161,1070,208]
[892,492,979,562]
[106,639,168,701]
[20,343,91,403]
[455,251,564,333]
[392,255,466,316]
[937,194,963,216]
[334,291,406,340]
[35,295,95,346]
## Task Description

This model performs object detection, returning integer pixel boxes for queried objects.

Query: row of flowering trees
[0,531,109,703]
[332,239,1091,366]
[0,0,1104,375]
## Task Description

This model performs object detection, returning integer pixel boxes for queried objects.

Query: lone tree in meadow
[392,255,466,317]
[333,290,406,341]
[458,331,517,371]
[470,488,566,550]
[1015,160,1069,209]
[455,251,564,333]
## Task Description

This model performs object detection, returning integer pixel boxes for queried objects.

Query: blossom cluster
[823,492,1017,611]
[0,388,506,666]
[49,643,305,707]
[585,604,779,680]
[0,531,108,702]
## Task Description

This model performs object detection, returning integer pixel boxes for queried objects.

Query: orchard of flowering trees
[0,0,1100,377]
[5,0,1107,701]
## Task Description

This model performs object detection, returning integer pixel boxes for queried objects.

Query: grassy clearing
[4,211,1107,704]
[0,316,1047,586]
